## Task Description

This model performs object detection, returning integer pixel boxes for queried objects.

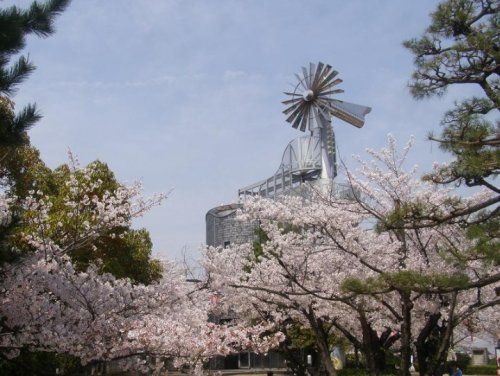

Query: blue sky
[5,0,482,260]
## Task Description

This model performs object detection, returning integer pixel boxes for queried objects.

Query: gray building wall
[206,203,256,247]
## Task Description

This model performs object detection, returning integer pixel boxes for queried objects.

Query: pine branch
[0,56,36,95]
[0,103,42,146]
[23,0,71,37]
[0,1,71,57]
[0,1,70,146]
[428,135,500,147]
[12,103,41,133]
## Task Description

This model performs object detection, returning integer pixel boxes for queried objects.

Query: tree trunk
[332,310,398,376]
[363,335,390,374]
[427,293,458,376]
[314,331,337,376]
[400,293,413,376]
[415,293,458,376]
[306,311,337,376]
[415,313,441,376]
[416,324,449,376]
[374,346,388,372]
[359,311,394,376]
[360,314,379,376]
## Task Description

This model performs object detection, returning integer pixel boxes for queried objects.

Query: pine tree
[403,2,499,373]
[0,0,70,146]
[404,0,499,195]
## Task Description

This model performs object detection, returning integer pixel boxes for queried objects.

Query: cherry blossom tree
[204,136,499,376]
[0,155,283,374]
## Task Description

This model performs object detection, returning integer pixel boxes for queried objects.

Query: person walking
[450,362,463,376]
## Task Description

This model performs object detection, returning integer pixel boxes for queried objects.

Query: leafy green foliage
[342,271,470,294]
[383,271,469,292]
[445,354,498,376]
[76,228,163,284]
[242,226,268,273]
[453,352,471,371]
[252,226,269,260]
[466,214,500,265]
[341,276,388,295]
[0,214,22,265]
[337,368,397,376]
[464,365,497,375]
[0,143,55,264]
[424,97,499,188]
[0,350,84,376]
[404,0,498,100]
[0,143,54,197]
[285,323,318,349]
[18,159,162,284]
[0,155,162,283]
[286,323,349,350]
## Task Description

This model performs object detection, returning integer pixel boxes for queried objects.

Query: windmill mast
[312,108,336,180]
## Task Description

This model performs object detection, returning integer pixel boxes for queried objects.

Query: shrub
[464,365,497,375]
[337,368,397,376]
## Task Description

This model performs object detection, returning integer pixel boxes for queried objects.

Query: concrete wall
[206,203,256,247]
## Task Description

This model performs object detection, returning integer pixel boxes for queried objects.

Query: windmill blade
[318,89,344,97]
[318,70,339,91]
[295,73,308,90]
[286,103,305,123]
[285,110,303,126]
[311,62,324,90]
[327,100,372,128]
[301,67,310,87]
[283,100,303,115]
[282,97,303,105]
[299,106,310,132]
[318,77,342,93]
[333,100,372,117]
[309,63,316,88]
[320,64,333,82]
[291,106,306,129]
[283,91,302,97]
[315,65,332,91]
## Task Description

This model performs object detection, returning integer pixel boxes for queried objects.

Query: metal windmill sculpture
[282,62,371,179]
